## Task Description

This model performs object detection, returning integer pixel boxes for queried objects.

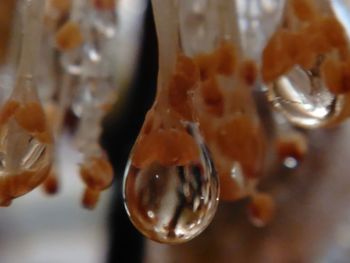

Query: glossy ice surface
[123,128,219,244]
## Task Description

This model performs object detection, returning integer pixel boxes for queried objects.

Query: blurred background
[0,0,151,262]
[0,133,110,263]
[2,0,350,263]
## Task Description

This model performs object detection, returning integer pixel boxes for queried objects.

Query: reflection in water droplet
[61,49,84,75]
[91,10,117,38]
[283,156,298,169]
[268,65,340,128]
[0,118,51,202]
[230,162,245,190]
[123,133,219,244]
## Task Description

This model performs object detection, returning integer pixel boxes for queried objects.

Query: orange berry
[304,17,347,55]
[93,0,116,10]
[194,52,218,81]
[80,157,114,190]
[239,60,258,86]
[0,100,19,126]
[167,54,199,120]
[0,198,11,207]
[132,129,199,168]
[216,116,265,178]
[201,76,224,116]
[44,103,59,129]
[320,17,348,52]
[6,165,51,198]
[100,102,114,113]
[175,54,200,88]
[290,0,317,22]
[132,133,159,168]
[262,31,291,83]
[215,42,237,76]
[276,133,307,162]
[0,0,16,64]
[42,170,59,195]
[82,187,100,210]
[168,73,194,120]
[281,31,313,68]
[15,101,46,133]
[217,165,244,201]
[322,57,344,94]
[49,0,71,14]
[35,130,54,144]
[55,21,83,51]
[247,193,275,227]
[262,27,322,83]
[158,130,197,166]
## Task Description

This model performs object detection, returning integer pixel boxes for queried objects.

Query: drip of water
[0,0,53,204]
[0,75,52,204]
[268,65,339,128]
[123,123,219,244]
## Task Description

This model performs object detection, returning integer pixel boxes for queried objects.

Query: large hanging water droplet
[0,0,53,205]
[0,76,53,204]
[60,48,85,75]
[123,124,219,244]
[268,65,341,128]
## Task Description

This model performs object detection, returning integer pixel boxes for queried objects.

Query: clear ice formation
[0,0,52,205]
[124,123,219,244]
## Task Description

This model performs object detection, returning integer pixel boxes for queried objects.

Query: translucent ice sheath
[123,0,220,244]
[264,0,350,128]
[0,0,53,206]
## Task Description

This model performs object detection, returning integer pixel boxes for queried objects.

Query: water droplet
[283,156,298,169]
[60,48,85,75]
[268,65,340,128]
[123,124,219,244]
[0,77,53,203]
[0,0,53,205]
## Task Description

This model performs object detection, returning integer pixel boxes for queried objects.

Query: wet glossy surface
[144,123,350,262]
[123,136,219,244]
[269,66,339,128]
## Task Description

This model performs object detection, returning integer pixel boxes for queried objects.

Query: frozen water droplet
[73,76,114,123]
[0,119,52,198]
[268,65,340,128]
[72,81,92,118]
[0,0,53,204]
[123,161,218,244]
[61,48,85,75]
[283,156,298,169]
[230,162,246,191]
[0,77,52,202]
[90,8,117,38]
[123,124,219,244]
